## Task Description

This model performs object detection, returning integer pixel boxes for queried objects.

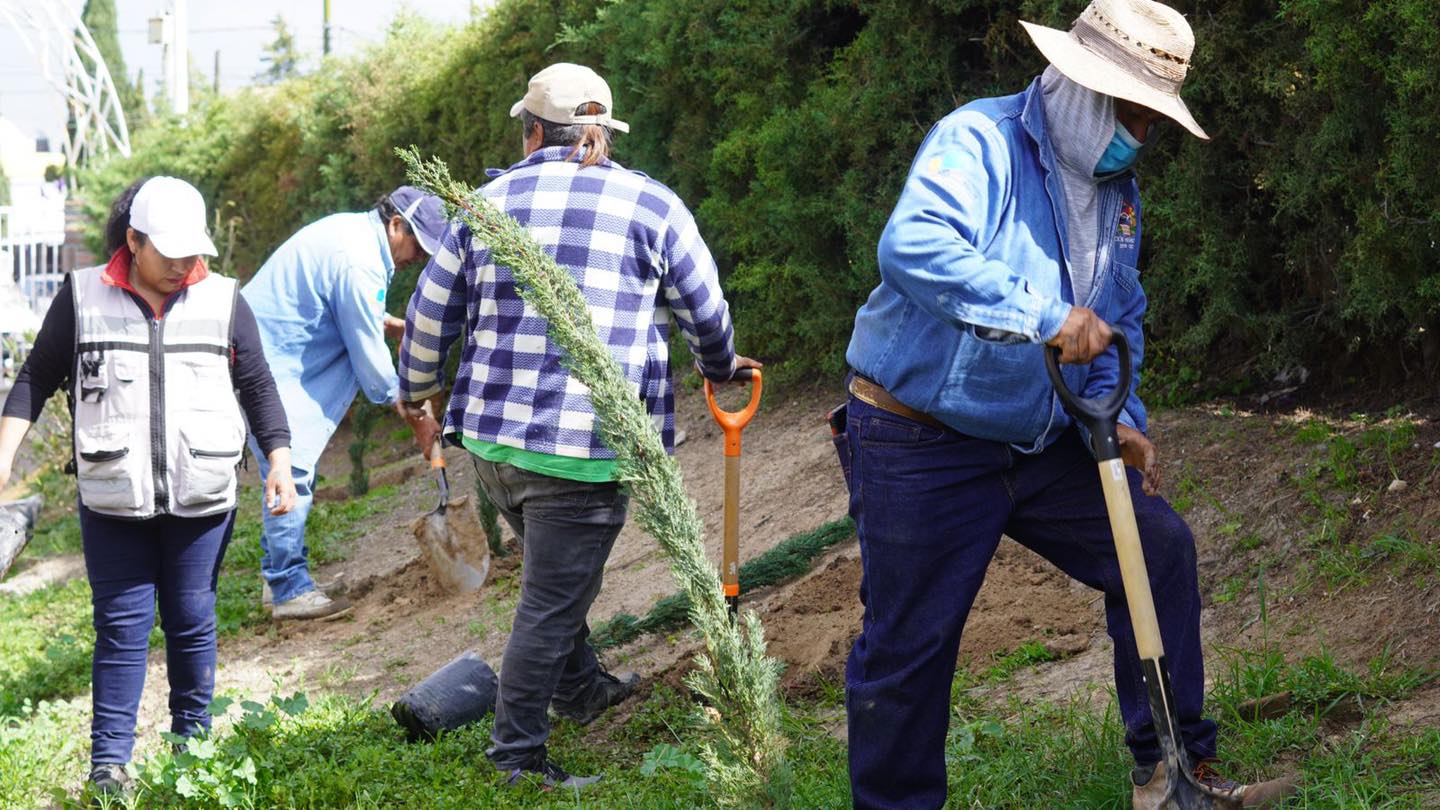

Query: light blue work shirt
[846,77,1147,453]
[242,211,397,466]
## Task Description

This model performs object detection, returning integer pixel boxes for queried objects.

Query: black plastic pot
[390,650,498,742]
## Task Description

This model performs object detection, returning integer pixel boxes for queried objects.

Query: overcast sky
[0,0,478,148]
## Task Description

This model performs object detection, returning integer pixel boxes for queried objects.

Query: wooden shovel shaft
[1097,457,1165,661]
[723,455,740,607]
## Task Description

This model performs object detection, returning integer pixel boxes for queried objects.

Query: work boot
[1132,758,1298,809]
[262,575,346,611]
[502,753,602,791]
[86,764,130,805]
[272,589,352,621]
[551,669,640,725]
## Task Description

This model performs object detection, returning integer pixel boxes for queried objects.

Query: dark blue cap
[389,185,448,256]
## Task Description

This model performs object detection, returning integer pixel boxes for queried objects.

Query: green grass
[5,420,1439,806]
[0,577,95,716]
[1283,415,1438,592]
[6,605,1439,808]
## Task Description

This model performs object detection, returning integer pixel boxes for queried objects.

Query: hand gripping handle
[704,369,763,457]
[1043,330,1132,462]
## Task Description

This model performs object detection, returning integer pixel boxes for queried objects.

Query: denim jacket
[846,77,1147,453]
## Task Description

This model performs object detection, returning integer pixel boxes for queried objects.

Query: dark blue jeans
[80,506,235,765]
[471,458,629,770]
[840,395,1217,809]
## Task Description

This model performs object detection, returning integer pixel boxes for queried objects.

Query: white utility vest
[70,265,246,519]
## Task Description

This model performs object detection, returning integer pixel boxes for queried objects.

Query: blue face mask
[1094,121,1145,177]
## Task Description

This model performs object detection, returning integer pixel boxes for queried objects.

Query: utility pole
[213,50,220,94]
[148,1,189,116]
[323,0,332,57]
[172,0,188,115]
[148,12,172,107]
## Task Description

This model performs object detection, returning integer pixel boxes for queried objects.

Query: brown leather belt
[847,374,947,431]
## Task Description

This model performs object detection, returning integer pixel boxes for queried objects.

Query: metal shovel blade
[413,494,491,594]
[410,439,491,594]
[1138,660,1242,810]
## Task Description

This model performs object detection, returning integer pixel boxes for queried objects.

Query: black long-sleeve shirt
[2,276,291,456]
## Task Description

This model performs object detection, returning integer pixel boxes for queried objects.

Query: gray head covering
[1040,65,1115,306]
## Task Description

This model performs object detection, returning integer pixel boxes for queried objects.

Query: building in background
[0,114,67,362]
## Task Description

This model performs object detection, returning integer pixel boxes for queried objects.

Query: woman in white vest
[0,176,297,799]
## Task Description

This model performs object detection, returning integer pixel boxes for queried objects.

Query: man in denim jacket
[841,1,1296,807]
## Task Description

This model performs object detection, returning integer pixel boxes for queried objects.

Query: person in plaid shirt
[396,63,761,790]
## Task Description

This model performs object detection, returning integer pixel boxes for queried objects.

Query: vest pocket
[76,425,143,511]
[175,420,243,507]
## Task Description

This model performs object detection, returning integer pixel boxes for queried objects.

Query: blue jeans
[248,435,322,604]
[471,458,629,770]
[80,505,235,765]
[840,395,1216,810]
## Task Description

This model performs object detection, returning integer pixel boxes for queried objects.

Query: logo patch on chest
[1116,202,1137,241]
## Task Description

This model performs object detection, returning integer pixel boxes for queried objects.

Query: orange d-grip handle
[703,370,763,457]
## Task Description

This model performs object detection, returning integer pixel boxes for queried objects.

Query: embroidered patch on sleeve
[924,152,976,205]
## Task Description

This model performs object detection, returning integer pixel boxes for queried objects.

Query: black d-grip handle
[1043,329,1132,462]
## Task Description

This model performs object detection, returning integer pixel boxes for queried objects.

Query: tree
[255,15,304,84]
[70,0,140,161]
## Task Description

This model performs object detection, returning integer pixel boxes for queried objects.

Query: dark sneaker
[1133,758,1298,809]
[87,764,130,804]
[551,670,640,725]
[503,755,603,791]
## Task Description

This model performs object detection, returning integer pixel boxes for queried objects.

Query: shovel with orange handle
[703,368,762,620]
[412,399,490,594]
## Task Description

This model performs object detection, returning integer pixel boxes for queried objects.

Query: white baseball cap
[509,63,630,133]
[129,176,219,258]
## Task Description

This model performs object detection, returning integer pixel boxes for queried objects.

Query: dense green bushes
[83,0,1440,391]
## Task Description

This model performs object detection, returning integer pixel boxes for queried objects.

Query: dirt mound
[126,386,1440,756]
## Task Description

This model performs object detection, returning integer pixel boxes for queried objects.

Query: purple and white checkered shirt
[398,147,738,458]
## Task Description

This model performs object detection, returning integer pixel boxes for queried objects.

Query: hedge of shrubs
[83,0,1440,392]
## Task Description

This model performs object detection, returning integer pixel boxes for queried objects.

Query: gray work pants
[472,457,628,770]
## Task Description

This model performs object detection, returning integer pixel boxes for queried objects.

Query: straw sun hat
[1021,0,1209,140]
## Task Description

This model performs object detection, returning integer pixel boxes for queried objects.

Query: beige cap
[509,63,630,134]
[1021,0,1208,140]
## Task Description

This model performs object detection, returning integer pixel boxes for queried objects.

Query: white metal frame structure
[0,0,132,166]
[1,200,70,316]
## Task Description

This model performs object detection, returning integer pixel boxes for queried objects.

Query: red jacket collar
[102,246,209,293]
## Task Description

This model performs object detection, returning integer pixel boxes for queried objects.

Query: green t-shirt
[460,436,618,483]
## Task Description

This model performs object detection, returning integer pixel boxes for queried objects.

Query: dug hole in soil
[115,383,1439,755]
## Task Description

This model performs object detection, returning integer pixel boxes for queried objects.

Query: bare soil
[113,388,1437,754]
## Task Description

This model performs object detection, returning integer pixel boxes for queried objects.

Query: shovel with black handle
[1045,331,1240,810]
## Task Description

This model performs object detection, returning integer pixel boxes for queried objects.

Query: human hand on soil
[1117,424,1161,496]
[1047,307,1113,364]
[384,315,407,342]
[265,448,298,515]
